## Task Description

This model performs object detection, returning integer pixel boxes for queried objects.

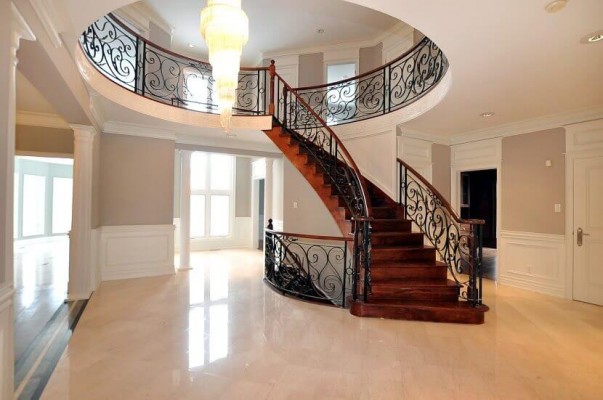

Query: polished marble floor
[42,249,603,399]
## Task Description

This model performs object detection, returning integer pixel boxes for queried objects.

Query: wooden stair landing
[264,123,488,324]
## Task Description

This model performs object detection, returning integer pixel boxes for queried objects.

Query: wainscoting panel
[499,230,566,297]
[99,225,175,281]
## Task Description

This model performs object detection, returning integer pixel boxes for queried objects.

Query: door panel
[573,156,603,305]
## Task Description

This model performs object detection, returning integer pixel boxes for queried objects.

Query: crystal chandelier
[200,0,249,132]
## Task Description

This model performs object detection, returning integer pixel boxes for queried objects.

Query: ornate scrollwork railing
[265,229,353,307]
[293,37,447,126]
[397,159,484,306]
[79,13,268,115]
[271,71,373,302]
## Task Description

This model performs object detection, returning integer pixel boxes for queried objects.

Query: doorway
[460,169,497,280]
[572,156,603,306]
[13,156,73,371]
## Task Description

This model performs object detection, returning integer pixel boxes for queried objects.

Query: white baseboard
[98,225,175,281]
[499,230,566,297]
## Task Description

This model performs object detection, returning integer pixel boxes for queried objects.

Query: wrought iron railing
[271,70,373,303]
[397,159,484,306]
[294,37,448,126]
[264,228,353,307]
[79,13,268,115]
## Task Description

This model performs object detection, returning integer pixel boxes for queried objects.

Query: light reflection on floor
[187,253,230,369]
[14,237,69,362]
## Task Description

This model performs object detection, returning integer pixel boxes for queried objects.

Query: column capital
[70,124,98,141]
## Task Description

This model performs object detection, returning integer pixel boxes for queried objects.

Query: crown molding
[29,0,63,47]
[451,104,603,145]
[396,126,451,146]
[16,111,69,129]
[114,3,173,37]
[102,121,177,141]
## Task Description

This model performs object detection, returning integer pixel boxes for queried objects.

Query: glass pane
[22,174,46,237]
[190,195,206,238]
[210,195,229,237]
[14,173,19,238]
[52,177,73,234]
[209,154,233,191]
[190,152,207,191]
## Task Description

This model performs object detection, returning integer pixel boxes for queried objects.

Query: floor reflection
[188,253,231,369]
[14,237,69,362]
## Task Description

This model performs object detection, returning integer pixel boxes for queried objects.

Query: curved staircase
[264,121,488,324]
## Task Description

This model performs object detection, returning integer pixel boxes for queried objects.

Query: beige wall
[359,43,383,74]
[15,125,73,155]
[99,134,174,226]
[432,143,451,203]
[502,128,565,234]
[298,53,324,87]
[235,157,252,217]
[283,158,340,236]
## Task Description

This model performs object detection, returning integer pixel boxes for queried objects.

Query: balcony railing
[80,13,268,115]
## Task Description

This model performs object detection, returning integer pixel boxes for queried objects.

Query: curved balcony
[79,13,448,127]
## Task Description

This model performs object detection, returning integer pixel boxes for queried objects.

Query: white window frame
[190,152,235,240]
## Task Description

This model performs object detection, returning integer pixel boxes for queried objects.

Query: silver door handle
[577,227,590,246]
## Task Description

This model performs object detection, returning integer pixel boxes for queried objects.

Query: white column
[179,150,191,270]
[264,158,274,227]
[68,125,97,300]
[0,4,35,399]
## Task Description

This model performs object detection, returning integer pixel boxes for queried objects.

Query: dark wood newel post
[268,60,276,115]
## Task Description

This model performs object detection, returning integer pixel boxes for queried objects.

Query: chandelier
[200,0,249,133]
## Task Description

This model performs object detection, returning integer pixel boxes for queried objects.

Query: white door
[573,156,603,306]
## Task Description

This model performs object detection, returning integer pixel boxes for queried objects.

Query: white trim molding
[16,111,70,129]
[499,230,566,298]
[98,225,175,281]
[0,286,14,400]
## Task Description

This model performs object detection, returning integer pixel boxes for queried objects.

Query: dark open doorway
[460,169,497,280]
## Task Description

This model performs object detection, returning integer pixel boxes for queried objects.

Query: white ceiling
[144,0,400,64]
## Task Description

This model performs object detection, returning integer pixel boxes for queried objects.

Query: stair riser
[371,234,423,247]
[368,286,459,302]
[371,249,435,263]
[371,220,412,232]
[349,301,485,324]
[371,266,447,281]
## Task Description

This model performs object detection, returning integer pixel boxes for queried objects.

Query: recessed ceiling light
[188,43,195,48]
[316,28,325,34]
[545,0,568,13]
[580,31,603,44]
[587,34,603,43]
[480,112,495,118]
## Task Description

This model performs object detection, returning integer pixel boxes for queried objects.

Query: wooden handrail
[293,37,430,91]
[274,72,372,219]
[266,229,353,242]
[397,158,485,226]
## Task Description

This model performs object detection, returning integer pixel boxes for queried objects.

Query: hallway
[41,249,603,399]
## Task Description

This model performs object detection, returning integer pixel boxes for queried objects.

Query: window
[190,152,234,238]
[22,174,46,237]
[183,68,212,112]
